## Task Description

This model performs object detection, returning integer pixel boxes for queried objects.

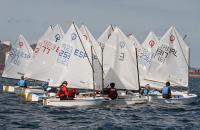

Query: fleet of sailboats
[1,23,198,106]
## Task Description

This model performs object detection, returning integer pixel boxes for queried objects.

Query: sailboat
[43,22,106,107]
[145,26,197,104]
[44,24,147,107]
[2,35,33,79]
[2,35,34,93]
[102,26,147,104]
[25,24,64,84]
[21,25,65,101]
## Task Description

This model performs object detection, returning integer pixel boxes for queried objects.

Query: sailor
[18,76,27,88]
[56,81,78,100]
[161,81,172,99]
[142,84,150,95]
[107,82,118,100]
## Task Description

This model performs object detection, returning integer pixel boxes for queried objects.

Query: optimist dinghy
[147,90,197,104]
[43,91,147,107]
[143,26,197,104]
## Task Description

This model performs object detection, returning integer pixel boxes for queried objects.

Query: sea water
[0,78,200,130]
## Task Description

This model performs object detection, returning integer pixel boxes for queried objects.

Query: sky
[0,0,199,67]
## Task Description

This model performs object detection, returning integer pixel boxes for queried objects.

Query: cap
[62,81,68,85]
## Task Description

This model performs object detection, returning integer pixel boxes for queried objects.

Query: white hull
[26,92,56,102]
[3,85,18,93]
[43,95,147,107]
[146,91,198,105]
[14,87,47,102]
[26,93,47,102]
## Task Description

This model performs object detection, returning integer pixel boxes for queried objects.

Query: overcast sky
[0,0,199,67]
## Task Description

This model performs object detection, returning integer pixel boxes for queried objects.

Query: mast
[135,48,141,94]
[183,34,190,93]
[91,45,95,96]
[188,46,190,93]
[101,43,104,91]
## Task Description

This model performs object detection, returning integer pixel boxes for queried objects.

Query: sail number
[57,43,87,66]
[34,40,60,55]
[9,48,31,65]
[57,44,73,65]
[153,44,177,63]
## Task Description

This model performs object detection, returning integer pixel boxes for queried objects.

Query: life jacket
[56,86,77,98]
[143,89,149,95]
[162,86,170,95]
[67,88,78,98]
[18,79,26,87]
[56,85,68,97]
[108,88,118,100]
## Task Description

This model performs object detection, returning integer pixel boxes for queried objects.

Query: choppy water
[0,78,200,130]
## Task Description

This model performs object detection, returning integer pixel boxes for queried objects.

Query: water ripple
[0,78,200,130]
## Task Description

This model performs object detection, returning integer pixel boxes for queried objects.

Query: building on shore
[0,41,11,74]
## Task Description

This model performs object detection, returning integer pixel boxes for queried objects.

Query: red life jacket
[108,88,118,100]
[68,88,78,98]
[56,85,69,97]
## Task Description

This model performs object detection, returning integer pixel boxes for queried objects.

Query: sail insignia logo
[55,34,61,42]
[71,33,77,40]
[120,41,125,48]
[149,40,155,48]
[83,35,88,40]
[18,41,24,48]
[170,35,175,43]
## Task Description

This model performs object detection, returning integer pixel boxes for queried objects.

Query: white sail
[139,32,160,72]
[103,27,139,90]
[97,25,114,47]
[2,35,33,79]
[25,25,64,83]
[161,26,189,64]
[80,24,102,63]
[54,23,94,89]
[39,24,65,43]
[128,34,148,86]
[128,34,140,49]
[142,32,160,53]
[145,26,189,88]
[80,24,103,90]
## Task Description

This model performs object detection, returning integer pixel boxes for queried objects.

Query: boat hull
[43,96,147,107]
[14,87,47,101]
[3,85,18,93]
[146,91,198,104]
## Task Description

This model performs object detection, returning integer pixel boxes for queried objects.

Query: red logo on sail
[149,40,155,48]
[170,35,175,43]
[19,41,23,48]
[83,35,88,40]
